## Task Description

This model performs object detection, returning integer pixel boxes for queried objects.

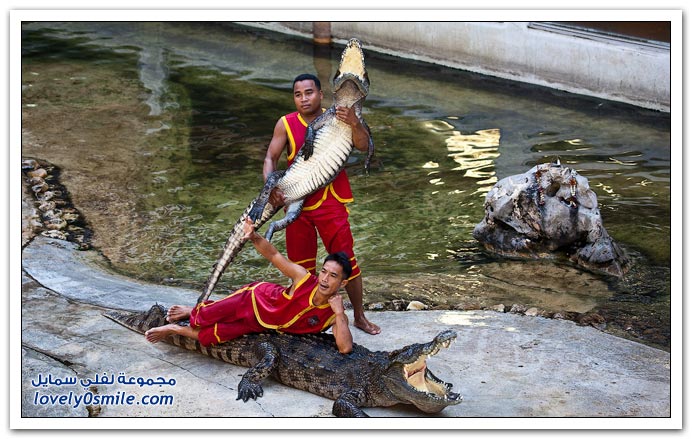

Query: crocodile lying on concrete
[104,305,462,417]
[198,38,374,304]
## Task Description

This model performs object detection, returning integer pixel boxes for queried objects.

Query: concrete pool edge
[17,234,672,421]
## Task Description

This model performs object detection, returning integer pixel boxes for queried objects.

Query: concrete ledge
[18,237,671,425]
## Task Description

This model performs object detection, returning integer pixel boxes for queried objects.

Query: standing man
[263,73,380,335]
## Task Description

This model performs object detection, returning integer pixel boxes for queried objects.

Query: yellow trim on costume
[291,257,317,273]
[252,282,330,330]
[292,257,317,266]
[302,186,330,211]
[329,184,354,204]
[216,285,254,304]
[213,323,221,344]
[251,291,280,330]
[287,110,323,163]
[347,256,361,281]
[282,272,311,300]
[322,314,336,331]
[307,285,333,310]
[301,181,354,211]
[303,264,317,272]
[283,116,297,161]
[190,303,203,328]
[292,272,312,293]
[347,271,361,282]
[191,284,254,328]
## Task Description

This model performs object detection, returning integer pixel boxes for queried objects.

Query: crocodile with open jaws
[198,38,374,304]
[104,305,462,417]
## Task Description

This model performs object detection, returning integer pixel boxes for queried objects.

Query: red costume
[281,111,361,280]
[189,273,336,346]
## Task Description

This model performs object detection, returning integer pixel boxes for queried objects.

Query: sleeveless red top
[250,272,336,333]
[281,111,354,210]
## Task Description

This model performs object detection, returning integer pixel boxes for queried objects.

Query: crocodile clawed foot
[237,379,264,402]
[264,225,275,243]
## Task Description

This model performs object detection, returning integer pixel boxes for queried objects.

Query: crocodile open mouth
[336,39,366,80]
[404,357,430,389]
[400,332,461,403]
[333,39,368,96]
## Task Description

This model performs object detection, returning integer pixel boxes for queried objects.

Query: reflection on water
[21,22,671,349]
[444,126,500,192]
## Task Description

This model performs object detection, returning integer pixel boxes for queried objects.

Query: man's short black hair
[293,73,321,91]
[323,251,352,280]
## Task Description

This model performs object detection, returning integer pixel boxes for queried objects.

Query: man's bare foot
[144,324,176,343]
[354,316,381,335]
[166,305,193,323]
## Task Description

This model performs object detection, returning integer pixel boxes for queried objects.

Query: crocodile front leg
[248,170,285,222]
[236,341,279,402]
[300,109,332,161]
[264,199,304,242]
[301,125,317,161]
[332,389,370,417]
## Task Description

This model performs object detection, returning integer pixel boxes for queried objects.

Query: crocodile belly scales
[279,121,353,201]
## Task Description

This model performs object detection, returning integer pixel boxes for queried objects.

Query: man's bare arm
[243,218,306,283]
[263,118,288,181]
[329,294,353,354]
[263,118,288,206]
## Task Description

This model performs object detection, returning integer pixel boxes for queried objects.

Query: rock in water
[473,161,629,277]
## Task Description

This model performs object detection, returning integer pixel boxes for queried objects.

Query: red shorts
[190,289,264,346]
[285,196,361,280]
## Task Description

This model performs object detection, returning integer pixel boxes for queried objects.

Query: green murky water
[21,22,671,349]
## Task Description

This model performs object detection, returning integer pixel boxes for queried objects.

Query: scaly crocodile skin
[104,304,462,417]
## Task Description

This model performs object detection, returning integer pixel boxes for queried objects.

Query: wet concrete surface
[18,234,671,425]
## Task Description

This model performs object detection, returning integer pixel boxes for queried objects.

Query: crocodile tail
[197,198,280,304]
[103,304,168,334]
[104,306,219,360]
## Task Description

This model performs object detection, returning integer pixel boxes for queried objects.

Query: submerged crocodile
[104,305,462,417]
[198,38,374,304]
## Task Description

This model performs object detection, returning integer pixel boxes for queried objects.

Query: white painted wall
[243,21,670,112]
